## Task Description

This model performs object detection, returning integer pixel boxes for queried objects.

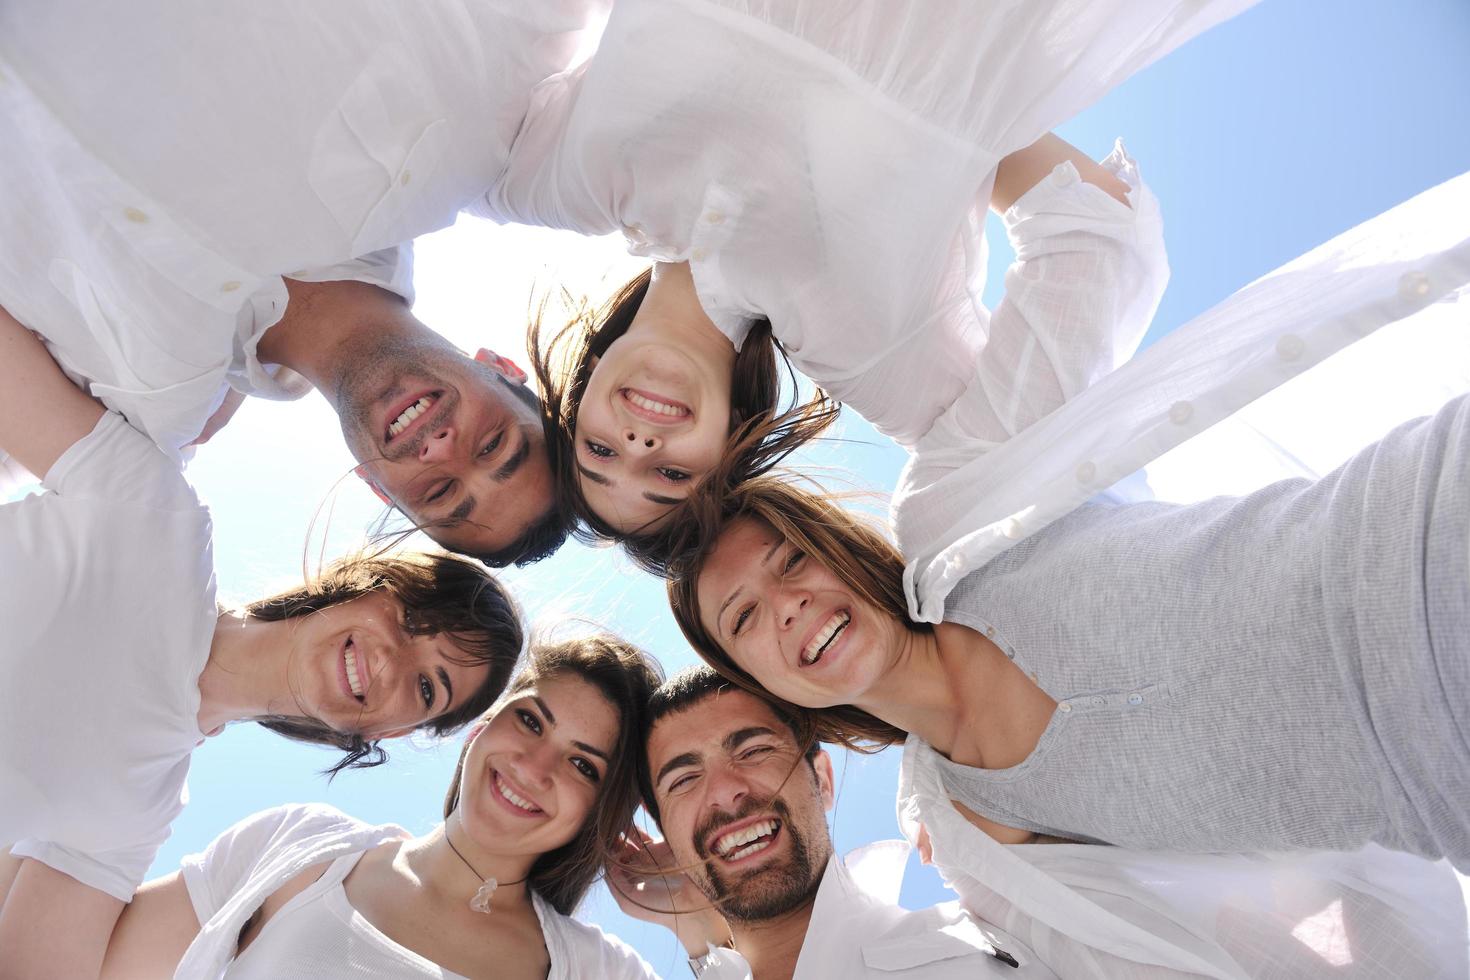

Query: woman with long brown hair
[99,635,687,979]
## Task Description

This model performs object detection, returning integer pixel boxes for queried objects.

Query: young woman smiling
[0,306,523,976]
[495,0,1251,551]
[99,637,671,980]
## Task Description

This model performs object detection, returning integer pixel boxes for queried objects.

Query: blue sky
[118,1,1470,974]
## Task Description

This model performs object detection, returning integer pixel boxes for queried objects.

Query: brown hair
[527,268,839,571]
[442,634,664,915]
[664,470,915,751]
[247,550,523,776]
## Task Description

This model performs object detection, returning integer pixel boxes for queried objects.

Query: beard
[691,795,829,923]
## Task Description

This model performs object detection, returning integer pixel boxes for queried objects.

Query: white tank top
[224,851,467,979]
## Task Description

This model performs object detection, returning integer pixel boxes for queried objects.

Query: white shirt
[177,804,658,980]
[0,0,606,490]
[0,413,216,902]
[895,169,1470,622]
[897,737,1470,979]
[699,842,1046,980]
[483,0,1248,448]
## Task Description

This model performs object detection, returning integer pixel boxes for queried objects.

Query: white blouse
[481,0,1255,448]
[897,738,1470,979]
[177,804,659,980]
[896,170,1470,621]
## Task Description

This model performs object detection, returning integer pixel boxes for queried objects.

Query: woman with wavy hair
[0,307,524,975]
[99,636,677,979]
[494,0,1261,555]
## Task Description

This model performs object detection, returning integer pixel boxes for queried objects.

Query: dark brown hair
[664,472,915,752]
[442,634,664,915]
[247,550,523,776]
[527,269,839,571]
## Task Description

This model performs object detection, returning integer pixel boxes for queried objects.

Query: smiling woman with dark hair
[98,635,677,980]
[0,307,524,976]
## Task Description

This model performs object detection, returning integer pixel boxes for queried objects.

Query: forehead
[647,687,794,767]
[502,673,619,743]
[696,518,778,611]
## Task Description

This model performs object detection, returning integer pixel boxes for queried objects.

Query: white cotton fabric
[0,0,607,492]
[480,0,1252,448]
[699,846,1037,979]
[0,413,215,902]
[897,739,1470,979]
[176,804,657,980]
[897,170,1470,622]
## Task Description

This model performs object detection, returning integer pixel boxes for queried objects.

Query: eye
[571,757,600,782]
[479,432,504,458]
[667,772,699,794]
[419,675,434,710]
[584,440,615,459]
[426,479,453,504]
[783,547,805,574]
[739,745,774,762]
[656,467,690,483]
[516,708,543,735]
[732,603,754,637]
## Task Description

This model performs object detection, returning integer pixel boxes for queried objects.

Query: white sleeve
[179,805,346,926]
[919,141,1168,456]
[557,916,664,980]
[43,411,199,512]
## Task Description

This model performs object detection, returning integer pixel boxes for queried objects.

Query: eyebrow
[436,665,454,712]
[578,465,685,508]
[494,432,531,482]
[724,725,778,753]
[655,750,702,788]
[715,537,785,635]
[528,695,611,761]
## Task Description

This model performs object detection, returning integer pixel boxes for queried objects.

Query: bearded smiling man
[627,667,1034,980]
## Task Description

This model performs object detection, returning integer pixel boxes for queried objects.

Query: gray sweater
[934,394,1470,866]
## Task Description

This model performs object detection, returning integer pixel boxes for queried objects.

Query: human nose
[510,740,558,790]
[620,427,662,455]
[704,762,751,813]
[419,424,458,463]
[773,584,810,631]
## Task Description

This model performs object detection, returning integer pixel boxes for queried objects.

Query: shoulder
[856,901,1019,976]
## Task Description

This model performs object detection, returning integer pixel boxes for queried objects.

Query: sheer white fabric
[897,171,1470,622]
[899,738,1470,979]
[483,0,1253,447]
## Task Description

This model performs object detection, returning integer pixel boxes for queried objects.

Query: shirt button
[704,210,725,225]
[1275,334,1304,361]
[947,553,965,572]
[123,207,149,224]
[1399,270,1432,300]
[692,247,708,262]
[1058,701,1072,713]
[1075,461,1096,484]
[1003,518,1023,539]
[984,626,996,638]
[1127,693,1144,705]
[219,280,242,293]
[399,170,413,187]
[1169,400,1194,425]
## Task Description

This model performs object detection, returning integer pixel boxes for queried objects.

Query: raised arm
[0,858,124,980]
[992,133,1133,212]
[100,872,201,980]
[0,304,105,479]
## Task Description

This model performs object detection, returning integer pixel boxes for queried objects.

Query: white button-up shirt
[481,0,1256,450]
[896,170,1470,621]
[898,738,1470,979]
[0,0,607,491]
[700,841,1048,979]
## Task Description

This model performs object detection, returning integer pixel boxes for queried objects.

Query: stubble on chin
[692,797,829,923]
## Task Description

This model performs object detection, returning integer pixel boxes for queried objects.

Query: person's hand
[188,388,246,447]
[609,826,729,956]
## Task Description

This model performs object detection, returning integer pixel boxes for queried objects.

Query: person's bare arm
[101,872,200,980]
[0,859,124,980]
[992,133,1132,213]
[0,303,105,478]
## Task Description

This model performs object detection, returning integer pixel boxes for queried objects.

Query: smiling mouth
[343,639,366,703]
[493,770,544,816]
[712,819,782,862]
[384,391,442,444]
[621,388,691,424]
[801,611,850,666]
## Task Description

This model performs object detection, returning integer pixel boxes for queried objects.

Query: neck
[643,262,737,359]
[254,278,413,407]
[408,818,537,914]
[727,896,816,980]
[851,624,990,758]
[196,610,299,733]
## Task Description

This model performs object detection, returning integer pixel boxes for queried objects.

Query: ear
[463,720,489,744]
[813,750,836,813]
[353,464,393,507]
[474,348,528,385]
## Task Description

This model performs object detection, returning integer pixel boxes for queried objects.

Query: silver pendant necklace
[445,831,528,914]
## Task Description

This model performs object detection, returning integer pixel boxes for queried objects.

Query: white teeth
[344,646,364,699]
[625,390,688,417]
[715,819,778,856]
[388,396,432,438]
[495,772,540,813]
[802,611,850,665]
